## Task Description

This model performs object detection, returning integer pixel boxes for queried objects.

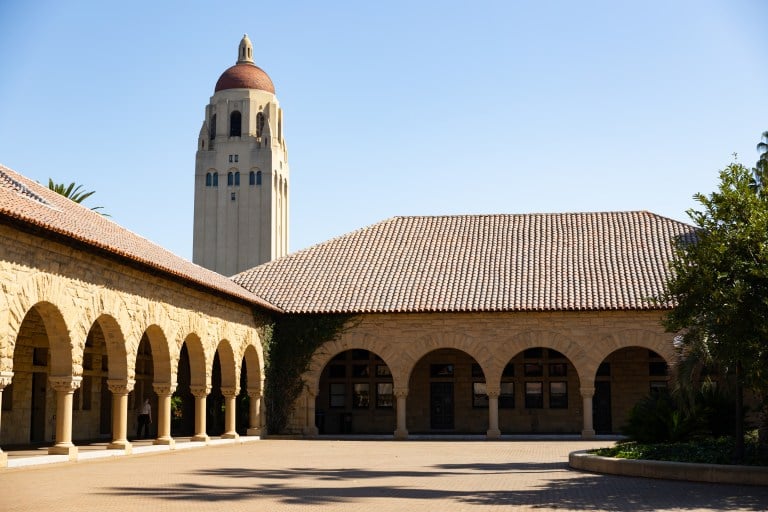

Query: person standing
[137,398,152,439]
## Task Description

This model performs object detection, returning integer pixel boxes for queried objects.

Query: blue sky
[1,1,766,262]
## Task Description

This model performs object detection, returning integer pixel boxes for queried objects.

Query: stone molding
[0,371,13,389]
[190,385,211,398]
[107,379,135,394]
[153,382,178,396]
[49,376,83,392]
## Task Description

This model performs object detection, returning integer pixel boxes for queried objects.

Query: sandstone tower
[193,34,289,275]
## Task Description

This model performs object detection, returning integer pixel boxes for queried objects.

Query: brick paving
[1,439,767,511]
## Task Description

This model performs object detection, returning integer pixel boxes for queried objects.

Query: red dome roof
[215,63,275,94]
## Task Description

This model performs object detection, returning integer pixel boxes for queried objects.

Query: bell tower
[193,34,289,276]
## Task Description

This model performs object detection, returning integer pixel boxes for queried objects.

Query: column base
[48,443,78,460]
[221,432,240,440]
[153,437,176,448]
[581,429,596,439]
[191,434,210,443]
[303,426,319,438]
[394,429,409,440]
[0,451,7,468]
[486,428,501,439]
[246,427,263,436]
[107,440,133,454]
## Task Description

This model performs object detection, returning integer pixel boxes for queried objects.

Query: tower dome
[214,34,275,94]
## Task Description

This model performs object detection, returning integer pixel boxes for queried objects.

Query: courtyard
[1,439,767,511]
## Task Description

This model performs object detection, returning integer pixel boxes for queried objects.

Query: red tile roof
[233,212,695,314]
[215,63,275,94]
[0,164,280,311]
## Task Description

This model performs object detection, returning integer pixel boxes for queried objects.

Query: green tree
[48,179,107,214]
[661,162,768,462]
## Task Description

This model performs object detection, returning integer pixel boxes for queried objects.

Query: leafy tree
[661,162,768,462]
[48,179,107,215]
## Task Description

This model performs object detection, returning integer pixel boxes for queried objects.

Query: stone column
[486,388,501,439]
[48,376,82,459]
[153,382,177,447]
[0,371,14,467]
[580,386,595,438]
[246,389,263,436]
[190,385,210,443]
[221,386,240,440]
[107,379,135,453]
[303,390,319,437]
[394,388,409,440]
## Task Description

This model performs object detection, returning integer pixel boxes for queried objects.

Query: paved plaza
[1,439,767,511]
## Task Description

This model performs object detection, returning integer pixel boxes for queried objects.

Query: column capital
[580,386,595,398]
[153,382,177,396]
[0,371,14,389]
[247,388,263,399]
[221,386,239,398]
[486,390,500,399]
[49,376,82,392]
[107,378,135,394]
[394,388,408,399]
[190,385,211,398]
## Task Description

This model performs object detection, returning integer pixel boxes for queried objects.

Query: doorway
[593,381,612,434]
[430,382,454,429]
[30,372,47,442]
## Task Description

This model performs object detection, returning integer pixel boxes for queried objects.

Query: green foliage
[262,313,353,434]
[47,178,108,215]
[622,391,701,443]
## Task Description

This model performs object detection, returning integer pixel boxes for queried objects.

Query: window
[257,112,265,137]
[205,172,212,187]
[525,382,543,408]
[352,364,369,378]
[229,111,242,137]
[234,172,240,186]
[256,170,262,185]
[329,383,345,408]
[502,363,515,377]
[249,171,255,186]
[376,365,391,377]
[499,382,514,408]
[596,362,611,376]
[234,154,239,163]
[472,382,488,408]
[229,155,233,163]
[524,348,543,359]
[430,364,454,378]
[524,363,543,377]
[549,363,567,377]
[212,172,218,187]
[548,349,566,359]
[549,382,568,408]
[328,365,345,378]
[649,362,668,376]
[471,363,484,378]
[209,114,216,140]
[227,172,234,186]
[353,383,369,408]
[376,382,393,408]
[650,381,668,394]
[351,349,369,360]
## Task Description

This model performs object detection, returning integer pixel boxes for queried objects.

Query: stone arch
[242,343,262,393]
[305,336,401,396]
[403,332,492,389]
[141,324,173,385]
[182,333,209,388]
[90,313,129,381]
[215,339,238,390]
[586,329,675,382]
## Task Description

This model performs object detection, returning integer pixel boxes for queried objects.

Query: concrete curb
[569,450,768,486]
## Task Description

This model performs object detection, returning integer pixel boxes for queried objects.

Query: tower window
[230,111,242,137]
[227,172,234,186]
[257,170,262,185]
[257,112,265,138]
[249,171,255,186]
[210,114,216,140]
[212,172,219,187]
[234,172,240,186]
[205,172,212,187]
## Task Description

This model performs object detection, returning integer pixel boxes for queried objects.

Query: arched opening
[229,111,241,137]
[205,172,212,187]
[407,348,485,434]
[172,344,194,436]
[68,321,112,440]
[130,334,156,439]
[212,172,219,187]
[256,170,262,186]
[208,352,224,435]
[316,349,394,435]
[234,172,240,187]
[592,347,670,434]
[497,347,581,434]
[209,114,216,140]
[256,112,264,138]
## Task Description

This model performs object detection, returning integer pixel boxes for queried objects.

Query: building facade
[193,34,289,276]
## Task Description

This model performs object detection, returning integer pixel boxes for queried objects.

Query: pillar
[153,382,177,447]
[48,376,82,459]
[190,385,210,443]
[394,388,408,440]
[486,388,501,439]
[107,379,134,453]
[0,371,13,467]
[580,386,595,438]
[303,390,319,437]
[246,389,263,436]
[221,386,239,440]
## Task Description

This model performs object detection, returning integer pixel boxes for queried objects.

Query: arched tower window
[210,114,216,140]
[249,171,255,186]
[257,112,265,138]
[234,171,240,186]
[256,170,262,185]
[212,172,219,187]
[205,172,212,187]
[230,111,242,137]
[227,172,234,186]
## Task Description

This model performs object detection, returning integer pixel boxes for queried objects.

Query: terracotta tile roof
[215,63,275,94]
[0,164,280,311]
[234,212,695,314]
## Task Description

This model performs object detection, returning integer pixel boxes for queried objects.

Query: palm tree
[48,179,108,215]
[750,131,768,194]
[758,130,768,170]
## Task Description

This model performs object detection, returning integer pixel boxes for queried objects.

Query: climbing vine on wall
[261,313,354,434]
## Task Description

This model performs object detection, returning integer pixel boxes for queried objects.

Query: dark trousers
[137,414,151,439]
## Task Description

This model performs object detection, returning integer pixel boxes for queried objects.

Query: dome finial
[237,34,254,64]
